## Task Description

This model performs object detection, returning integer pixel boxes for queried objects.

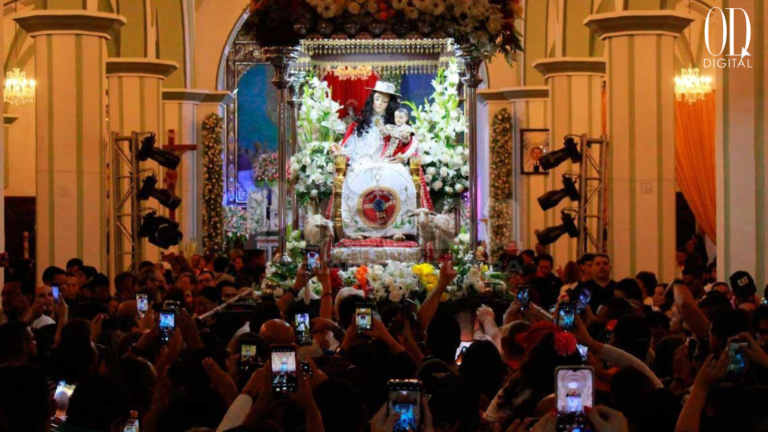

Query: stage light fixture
[137,133,181,170]
[138,174,182,210]
[139,211,183,249]
[535,210,579,246]
[537,175,580,211]
[540,136,581,171]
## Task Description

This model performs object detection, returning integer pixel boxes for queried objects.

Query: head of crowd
[2,238,768,432]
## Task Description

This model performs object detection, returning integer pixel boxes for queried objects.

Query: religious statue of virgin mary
[330,82,432,241]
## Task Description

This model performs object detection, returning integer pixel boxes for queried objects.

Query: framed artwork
[521,129,550,175]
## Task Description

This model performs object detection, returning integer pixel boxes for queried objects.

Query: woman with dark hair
[459,340,510,404]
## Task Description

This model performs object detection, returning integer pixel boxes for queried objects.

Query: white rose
[460,165,470,177]
[445,186,454,194]
[426,167,437,176]
[310,189,319,199]
[425,174,433,183]
[432,180,443,191]
[455,184,465,193]
[439,166,449,177]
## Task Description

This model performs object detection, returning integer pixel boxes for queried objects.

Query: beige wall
[193,0,244,91]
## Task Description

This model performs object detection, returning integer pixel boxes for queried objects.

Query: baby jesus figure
[381,107,415,163]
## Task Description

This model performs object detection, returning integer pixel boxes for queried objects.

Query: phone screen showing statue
[577,289,591,314]
[295,313,311,345]
[137,295,148,318]
[389,388,420,432]
[726,342,748,383]
[517,286,530,310]
[271,349,297,394]
[356,307,372,332]
[306,246,320,274]
[556,368,594,432]
[558,303,576,332]
[577,344,588,364]
[54,381,76,421]
[159,311,175,343]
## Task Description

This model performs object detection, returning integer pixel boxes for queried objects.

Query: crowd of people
[2,236,768,432]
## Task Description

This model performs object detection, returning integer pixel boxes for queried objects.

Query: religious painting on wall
[521,129,550,175]
[235,64,279,202]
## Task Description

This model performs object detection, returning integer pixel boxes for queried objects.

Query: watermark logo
[703,7,752,69]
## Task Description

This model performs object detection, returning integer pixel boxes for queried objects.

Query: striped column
[15,11,125,280]
[715,0,767,291]
[479,87,550,251]
[107,58,178,267]
[163,89,209,252]
[585,11,692,282]
[534,58,606,265]
[4,115,19,190]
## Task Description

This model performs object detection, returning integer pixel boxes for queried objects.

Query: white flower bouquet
[405,60,470,205]
[290,78,347,208]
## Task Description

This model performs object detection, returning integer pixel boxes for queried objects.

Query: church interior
[0,0,764,291]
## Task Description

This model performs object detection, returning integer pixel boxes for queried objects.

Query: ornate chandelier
[4,68,36,105]
[5,1,35,106]
[675,67,712,104]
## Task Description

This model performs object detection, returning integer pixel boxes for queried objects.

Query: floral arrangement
[290,77,347,208]
[247,0,524,63]
[489,109,513,261]
[202,113,225,256]
[340,262,422,302]
[252,152,280,184]
[405,60,469,206]
[224,206,249,244]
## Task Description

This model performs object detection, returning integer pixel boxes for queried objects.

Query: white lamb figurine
[304,214,334,251]
[431,214,456,256]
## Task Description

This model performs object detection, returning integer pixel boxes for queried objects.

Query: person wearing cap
[80,273,119,316]
[730,270,758,312]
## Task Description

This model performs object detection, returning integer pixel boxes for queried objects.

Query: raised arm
[418,261,456,331]
[671,282,710,340]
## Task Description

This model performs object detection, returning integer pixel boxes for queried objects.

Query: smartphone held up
[159,310,175,344]
[271,344,298,396]
[556,366,595,432]
[388,379,422,432]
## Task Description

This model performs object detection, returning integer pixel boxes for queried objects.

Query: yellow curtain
[675,92,717,243]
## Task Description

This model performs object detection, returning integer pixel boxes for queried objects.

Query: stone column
[3,115,19,191]
[3,115,19,285]
[16,11,126,280]
[533,58,606,265]
[163,89,209,252]
[714,0,767,290]
[106,58,178,268]
[585,11,692,281]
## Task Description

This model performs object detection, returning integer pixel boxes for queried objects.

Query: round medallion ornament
[356,187,401,230]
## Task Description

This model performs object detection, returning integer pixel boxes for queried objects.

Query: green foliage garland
[203,113,225,256]
[489,109,513,260]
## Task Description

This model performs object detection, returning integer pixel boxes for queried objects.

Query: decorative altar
[239,0,524,298]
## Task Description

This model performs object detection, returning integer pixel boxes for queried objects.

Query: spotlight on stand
[138,174,181,210]
[139,211,183,249]
[540,136,582,171]
[538,175,580,211]
[137,133,181,170]
[535,210,579,246]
